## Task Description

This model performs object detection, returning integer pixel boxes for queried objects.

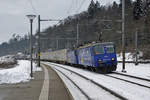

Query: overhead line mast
[122,0,126,72]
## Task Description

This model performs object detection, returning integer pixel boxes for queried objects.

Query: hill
[0,0,150,58]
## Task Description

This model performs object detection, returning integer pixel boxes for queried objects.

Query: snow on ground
[117,63,150,79]
[0,60,42,84]
[117,52,150,79]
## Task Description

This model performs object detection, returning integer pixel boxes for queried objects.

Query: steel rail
[112,72,150,82]
[105,74,150,89]
[53,68,91,100]
[117,61,150,64]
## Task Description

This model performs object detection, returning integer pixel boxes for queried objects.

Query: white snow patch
[116,63,150,79]
[116,52,150,79]
[0,60,42,84]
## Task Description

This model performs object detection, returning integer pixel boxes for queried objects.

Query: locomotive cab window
[93,45,104,54]
[106,45,114,53]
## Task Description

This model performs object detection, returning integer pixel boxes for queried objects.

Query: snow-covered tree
[144,0,150,15]
[144,0,150,33]
[95,1,100,9]
[88,0,96,17]
[133,0,144,20]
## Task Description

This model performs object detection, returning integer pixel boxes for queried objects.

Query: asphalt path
[0,69,44,100]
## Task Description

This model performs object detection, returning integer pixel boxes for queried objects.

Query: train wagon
[40,49,67,63]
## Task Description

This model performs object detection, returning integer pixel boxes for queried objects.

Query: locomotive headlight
[112,58,115,61]
[98,59,102,62]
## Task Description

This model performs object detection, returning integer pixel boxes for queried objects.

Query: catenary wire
[76,0,86,13]
[27,0,39,15]
[67,0,75,14]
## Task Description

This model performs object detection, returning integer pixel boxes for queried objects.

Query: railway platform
[0,64,72,100]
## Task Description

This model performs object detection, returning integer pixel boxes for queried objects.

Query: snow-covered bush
[0,55,17,68]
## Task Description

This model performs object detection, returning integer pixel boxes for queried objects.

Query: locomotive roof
[78,42,114,49]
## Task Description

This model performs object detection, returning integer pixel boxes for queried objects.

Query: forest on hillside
[0,0,150,58]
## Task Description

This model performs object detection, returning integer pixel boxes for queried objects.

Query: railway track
[117,61,150,64]
[55,63,150,89]
[48,62,150,89]
[105,73,150,89]
[49,63,128,100]
[66,62,150,88]
[54,68,91,100]
[112,72,150,82]
[67,62,150,89]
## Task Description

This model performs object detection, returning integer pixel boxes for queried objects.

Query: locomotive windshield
[106,45,114,53]
[93,45,104,54]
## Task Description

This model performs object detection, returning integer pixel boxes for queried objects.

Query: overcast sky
[0,0,119,44]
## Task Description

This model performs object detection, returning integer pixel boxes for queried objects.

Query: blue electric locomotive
[67,42,117,73]
[91,42,117,72]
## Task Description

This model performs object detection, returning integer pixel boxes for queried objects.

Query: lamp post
[37,15,41,67]
[26,14,36,77]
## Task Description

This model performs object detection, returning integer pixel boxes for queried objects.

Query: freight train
[41,42,117,73]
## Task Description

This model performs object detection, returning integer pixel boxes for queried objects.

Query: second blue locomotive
[67,42,117,73]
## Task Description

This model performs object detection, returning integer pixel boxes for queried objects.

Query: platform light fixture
[26,14,36,78]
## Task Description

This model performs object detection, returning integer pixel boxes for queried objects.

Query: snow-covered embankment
[0,60,42,84]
